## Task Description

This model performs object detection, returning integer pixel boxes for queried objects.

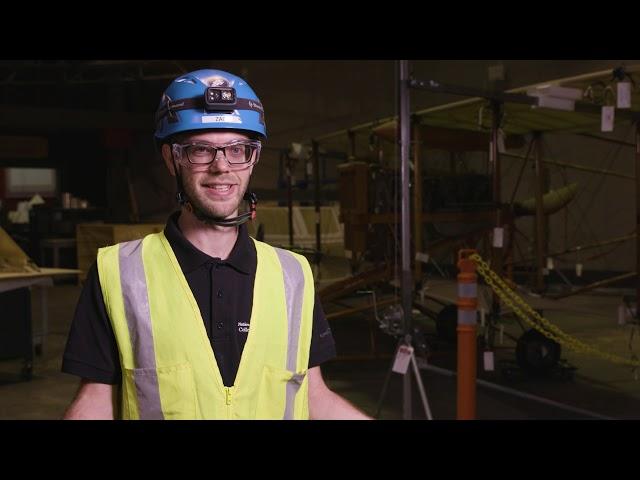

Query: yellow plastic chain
[470,253,640,369]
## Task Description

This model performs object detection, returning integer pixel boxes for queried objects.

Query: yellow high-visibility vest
[97,231,314,419]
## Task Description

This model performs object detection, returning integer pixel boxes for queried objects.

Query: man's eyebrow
[187,141,254,146]
[187,138,251,143]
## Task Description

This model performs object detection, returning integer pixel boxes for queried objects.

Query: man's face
[164,131,255,221]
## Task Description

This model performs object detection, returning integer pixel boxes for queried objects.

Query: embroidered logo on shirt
[238,322,250,333]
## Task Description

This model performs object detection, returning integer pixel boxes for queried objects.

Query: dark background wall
[1,60,638,271]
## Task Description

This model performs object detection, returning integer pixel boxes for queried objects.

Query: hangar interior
[1,60,640,419]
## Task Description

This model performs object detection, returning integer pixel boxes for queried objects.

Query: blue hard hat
[154,69,266,140]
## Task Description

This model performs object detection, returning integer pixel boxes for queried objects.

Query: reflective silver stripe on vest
[275,248,306,420]
[285,374,306,419]
[119,239,164,420]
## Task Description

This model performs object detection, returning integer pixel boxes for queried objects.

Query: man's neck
[177,208,239,260]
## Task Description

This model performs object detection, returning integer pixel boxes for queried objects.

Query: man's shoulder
[96,232,167,270]
[102,231,165,249]
[257,242,313,275]
[252,239,309,262]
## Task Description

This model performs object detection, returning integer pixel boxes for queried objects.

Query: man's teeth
[210,185,231,192]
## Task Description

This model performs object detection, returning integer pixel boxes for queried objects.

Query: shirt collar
[163,211,254,275]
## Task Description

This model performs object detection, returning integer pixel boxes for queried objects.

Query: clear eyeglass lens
[184,143,257,165]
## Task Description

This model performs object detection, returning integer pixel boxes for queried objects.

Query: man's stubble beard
[182,175,248,223]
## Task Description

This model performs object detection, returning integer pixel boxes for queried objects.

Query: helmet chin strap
[174,161,257,227]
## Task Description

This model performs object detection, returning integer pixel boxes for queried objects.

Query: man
[62,68,370,419]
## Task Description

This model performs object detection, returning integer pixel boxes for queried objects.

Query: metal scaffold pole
[399,60,413,419]
[376,61,433,421]
[312,140,321,279]
[533,132,546,293]
[489,100,503,347]
[636,122,640,312]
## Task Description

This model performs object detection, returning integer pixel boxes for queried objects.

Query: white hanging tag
[601,106,615,132]
[618,304,628,325]
[493,227,504,248]
[306,161,313,176]
[392,345,414,374]
[290,142,303,158]
[483,351,495,371]
[415,252,430,264]
[575,263,583,277]
[546,257,554,270]
[497,129,506,153]
[617,81,632,109]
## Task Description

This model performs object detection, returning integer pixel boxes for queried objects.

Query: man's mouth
[202,183,237,197]
[208,184,232,192]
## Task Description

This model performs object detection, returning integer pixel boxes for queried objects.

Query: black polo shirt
[62,212,336,387]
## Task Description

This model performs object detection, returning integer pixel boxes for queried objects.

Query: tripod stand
[372,60,433,420]
[375,333,433,420]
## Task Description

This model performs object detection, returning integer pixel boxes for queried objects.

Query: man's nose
[208,149,229,172]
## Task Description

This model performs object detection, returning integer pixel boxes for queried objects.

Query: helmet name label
[202,115,242,124]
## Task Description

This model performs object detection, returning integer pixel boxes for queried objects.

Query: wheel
[515,329,561,376]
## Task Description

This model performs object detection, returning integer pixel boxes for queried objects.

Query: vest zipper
[224,387,232,419]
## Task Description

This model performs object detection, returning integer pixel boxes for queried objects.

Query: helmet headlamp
[205,86,237,109]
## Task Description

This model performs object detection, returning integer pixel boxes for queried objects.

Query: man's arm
[307,366,372,420]
[63,379,116,420]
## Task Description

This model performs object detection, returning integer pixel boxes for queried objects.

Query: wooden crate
[245,204,344,256]
[76,223,164,282]
[337,162,369,254]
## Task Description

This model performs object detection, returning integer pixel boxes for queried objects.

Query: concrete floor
[322,280,640,419]
[0,283,82,419]
[2,265,640,420]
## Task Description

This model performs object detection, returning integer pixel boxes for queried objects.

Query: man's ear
[162,143,176,177]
